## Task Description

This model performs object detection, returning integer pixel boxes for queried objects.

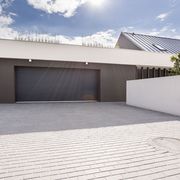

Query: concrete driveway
[1,102,180,180]
[0,102,179,135]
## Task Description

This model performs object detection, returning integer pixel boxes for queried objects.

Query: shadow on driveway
[0,102,179,135]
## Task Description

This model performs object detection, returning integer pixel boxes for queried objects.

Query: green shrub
[170,53,180,75]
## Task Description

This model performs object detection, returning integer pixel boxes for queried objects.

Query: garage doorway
[15,67,100,102]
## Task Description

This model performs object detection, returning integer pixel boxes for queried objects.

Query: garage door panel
[15,67,99,101]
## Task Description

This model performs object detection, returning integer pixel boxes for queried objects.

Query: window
[152,44,167,51]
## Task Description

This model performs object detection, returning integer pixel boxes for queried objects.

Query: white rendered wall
[127,76,180,116]
[0,39,173,68]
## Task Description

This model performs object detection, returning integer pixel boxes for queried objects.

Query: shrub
[170,53,180,75]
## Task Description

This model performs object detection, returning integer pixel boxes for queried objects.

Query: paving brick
[0,103,180,180]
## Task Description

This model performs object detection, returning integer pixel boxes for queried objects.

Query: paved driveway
[0,102,180,180]
[0,102,179,135]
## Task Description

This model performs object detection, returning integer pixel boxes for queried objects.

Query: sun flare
[88,0,105,7]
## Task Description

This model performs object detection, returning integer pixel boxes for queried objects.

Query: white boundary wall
[127,76,180,116]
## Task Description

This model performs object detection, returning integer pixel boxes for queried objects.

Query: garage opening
[15,67,100,102]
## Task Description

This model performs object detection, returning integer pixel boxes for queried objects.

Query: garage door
[15,67,99,102]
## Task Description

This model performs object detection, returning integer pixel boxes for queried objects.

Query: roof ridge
[122,32,180,41]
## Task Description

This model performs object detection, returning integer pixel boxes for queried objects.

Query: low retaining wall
[127,76,180,116]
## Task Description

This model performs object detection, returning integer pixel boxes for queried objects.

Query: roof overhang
[0,39,173,68]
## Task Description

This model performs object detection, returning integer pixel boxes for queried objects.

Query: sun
[88,0,105,7]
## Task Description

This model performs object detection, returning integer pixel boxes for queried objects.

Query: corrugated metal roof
[122,32,180,54]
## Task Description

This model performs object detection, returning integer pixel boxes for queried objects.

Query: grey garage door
[15,67,99,102]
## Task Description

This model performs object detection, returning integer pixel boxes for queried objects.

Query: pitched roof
[120,32,180,54]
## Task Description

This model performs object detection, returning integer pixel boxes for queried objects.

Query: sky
[0,0,180,47]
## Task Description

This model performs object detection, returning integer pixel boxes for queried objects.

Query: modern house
[116,32,180,80]
[0,32,178,103]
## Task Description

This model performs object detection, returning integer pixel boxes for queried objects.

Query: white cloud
[14,29,117,48]
[148,31,159,36]
[0,0,15,10]
[175,35,180,39]
[81,30,117,47]
[0,0,117,47]
[141,26,180,39]
[0,13,117,48]
[26,0,106,18]
[120,26,134,32]
[123,26,180,40]
[26,0,88,17]
[0,0,17,39]
[9,12,17,16]
[0,26,18,39]
[0,15,14,26]
[156,12,170,21]
[0,0,15,27]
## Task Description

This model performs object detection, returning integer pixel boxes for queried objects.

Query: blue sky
[0,0,180,47]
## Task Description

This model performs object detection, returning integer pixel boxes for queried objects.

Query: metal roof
[122,32,180,54]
